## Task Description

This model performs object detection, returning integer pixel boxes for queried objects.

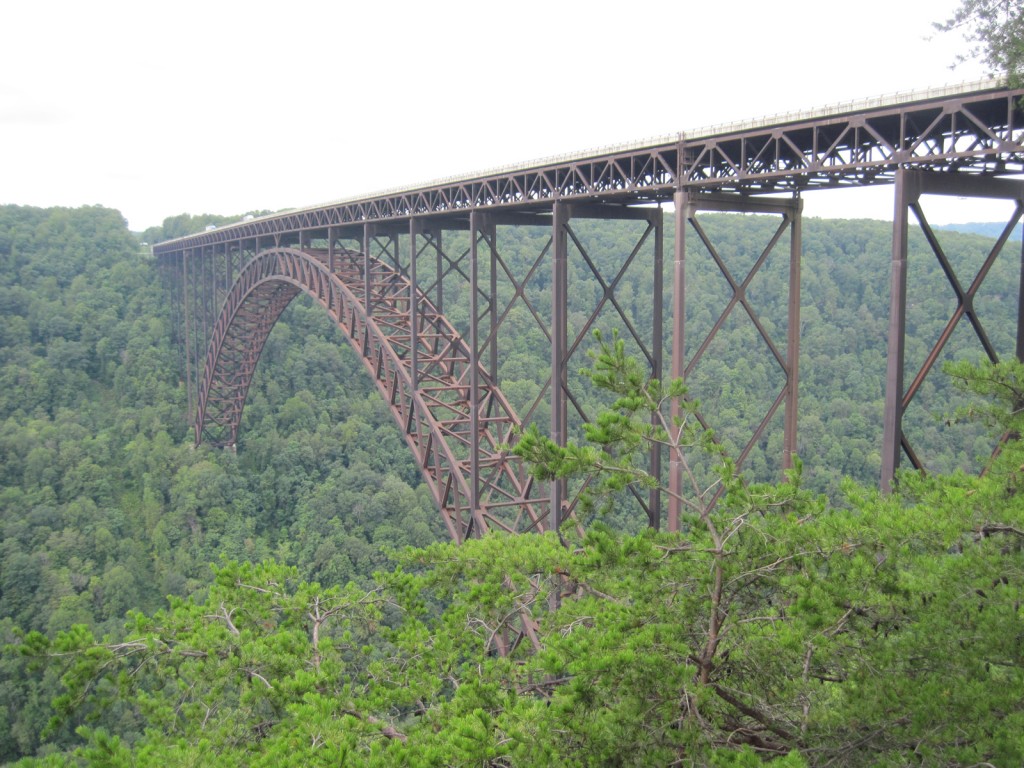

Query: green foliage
[19,339,1022,766]
[513,329,722,522]
[0,205,443,762]
[14,560,398,766]
[944,356,1024,435]
[1,204,1023,765]
[936,0,1024,84]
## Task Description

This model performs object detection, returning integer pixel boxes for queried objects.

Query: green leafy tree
[486,338,1024,763]
[936,0,1024,83]
[15,560,402,766]
[12,346,1024,765]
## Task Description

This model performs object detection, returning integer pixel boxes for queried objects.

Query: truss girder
[197,247,546,542]
[155,86,1024,257]
[682,98,1024,192]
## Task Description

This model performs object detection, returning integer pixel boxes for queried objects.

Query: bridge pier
[669,191,803,532]
[547,203,667,531]
[882,169,1024,490]
[551,203,569,531]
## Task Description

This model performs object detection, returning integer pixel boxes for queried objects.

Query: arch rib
[197,247,547,541]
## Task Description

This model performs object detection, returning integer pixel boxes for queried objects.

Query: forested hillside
[0,205,1021,765]
[0,206,442,760]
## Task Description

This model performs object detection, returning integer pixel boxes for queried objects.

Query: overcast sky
[1,0,1007,231]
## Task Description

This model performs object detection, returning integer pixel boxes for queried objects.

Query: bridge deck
[154,79,1024,255]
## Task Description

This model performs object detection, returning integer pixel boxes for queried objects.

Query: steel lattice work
[160,81,1024,251]
[157,79,1024,534]
[198,246,545,541]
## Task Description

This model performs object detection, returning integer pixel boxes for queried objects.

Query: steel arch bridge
[157,78,1024,538]
[197,245,546,542]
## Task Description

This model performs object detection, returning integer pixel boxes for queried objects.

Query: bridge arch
[197,247,546,542]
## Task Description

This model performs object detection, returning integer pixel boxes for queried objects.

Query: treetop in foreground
[13,348,1024,766]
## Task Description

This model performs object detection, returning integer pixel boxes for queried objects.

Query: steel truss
[882,170,1024,487]
[156,84,1024,253]
[671,192,802,530]
[197,246,545,541]
[156,81,1024,531]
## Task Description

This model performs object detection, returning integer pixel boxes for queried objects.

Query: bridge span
[155,79,1024,538]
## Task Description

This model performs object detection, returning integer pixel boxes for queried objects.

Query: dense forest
[0,204,1021,765]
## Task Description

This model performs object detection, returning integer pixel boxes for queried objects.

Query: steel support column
[435,228,444,312]
[784,199,803,471]
[362,224,373,317]
[670,190,688,533]
[551,202,569,531]
[882,170,916,491]
[189,248,200,426]
[470,213,500,387]
[163,256,182,375]
[489,226,499,384]
[649,206,664,530]
[882,169,1024,490]
[470,212,485,516]
[409,220,420,390]
[182,251,194,426]
[669,191,802,529]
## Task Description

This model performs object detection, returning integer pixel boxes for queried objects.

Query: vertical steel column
[200,246,207,345]
[649,207,664,529]
[362,224,373,317]
[221,242,229,310]
[783,198,803,471]
[190,248,202,433]
[469,212,484,515]
[489,222,499,383]
[197,246,205,376]
[183,250,194,427]
[551,202,569,531]
[215,244,223,310]
[165,256,182,371]
[328,226,336,274]
[669,190,689,533]
[201,247,213,435]
[435,228,444,313]
[881,169,916,491]
[409,219,420,390]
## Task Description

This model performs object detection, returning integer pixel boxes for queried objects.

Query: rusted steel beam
[195,246,547,540]
[551,202,568,532]
[155,84,1024,257]
[882,170,1024,489]
[155,80,1024,527]
[785,200,803,472]
[668,192,802,529]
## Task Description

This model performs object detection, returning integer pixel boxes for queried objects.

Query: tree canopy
[1,204,1022,765]
[937,0,1024,83]
[11,344,1024,767]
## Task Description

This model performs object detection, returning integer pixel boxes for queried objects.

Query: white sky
[0,0,1007,232]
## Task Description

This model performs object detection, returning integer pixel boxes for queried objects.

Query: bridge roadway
[155,78,1024,539]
